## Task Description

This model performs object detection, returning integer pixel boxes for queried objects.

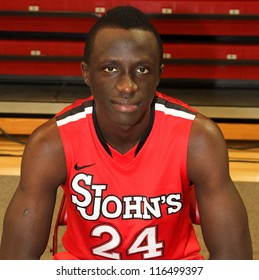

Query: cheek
[141,78,159,96]
[89,73,115,91]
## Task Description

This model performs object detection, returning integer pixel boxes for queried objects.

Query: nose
[116,73,138,95]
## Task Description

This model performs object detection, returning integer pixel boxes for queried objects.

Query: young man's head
[81,6,164,129]
[84,5,163,66]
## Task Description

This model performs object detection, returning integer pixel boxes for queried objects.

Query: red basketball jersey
[56,92,203,260]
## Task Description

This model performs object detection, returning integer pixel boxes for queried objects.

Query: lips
[112,100,140,113]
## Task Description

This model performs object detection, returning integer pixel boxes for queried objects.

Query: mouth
[112,100,140,113]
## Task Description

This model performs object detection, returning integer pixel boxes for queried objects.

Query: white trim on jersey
[57,106,93,126]
[57,102,195,127]
[155,103,196,120]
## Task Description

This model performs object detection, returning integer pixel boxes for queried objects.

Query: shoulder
[56,97,94,121]
[187,113,230,186]
[154,92,197,122]
[27,117,62,151]
[190,113,225,148]
[155,92,197,113]
[21,117,67,186]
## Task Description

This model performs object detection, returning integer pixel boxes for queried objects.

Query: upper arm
[0,118,67,259]
[187,114,252,259]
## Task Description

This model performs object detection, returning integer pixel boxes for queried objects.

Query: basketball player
[0,6,252,260]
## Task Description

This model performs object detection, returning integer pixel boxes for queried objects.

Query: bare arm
[0,118,67,259]
[188,114,252,259]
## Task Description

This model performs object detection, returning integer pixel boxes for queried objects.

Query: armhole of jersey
[55,120,70,188]
[186,113,197,189]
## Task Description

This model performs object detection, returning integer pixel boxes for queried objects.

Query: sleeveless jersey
[55,91,203,260]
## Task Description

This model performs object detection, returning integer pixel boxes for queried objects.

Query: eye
[104,66,118,73]
[136,67,149,74]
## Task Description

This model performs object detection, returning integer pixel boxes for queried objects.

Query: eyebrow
[98,57,157,67]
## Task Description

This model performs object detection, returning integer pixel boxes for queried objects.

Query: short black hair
[83,6,163,65]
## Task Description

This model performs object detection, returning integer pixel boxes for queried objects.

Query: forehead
[90,27,160,61]
[95,27,156,42]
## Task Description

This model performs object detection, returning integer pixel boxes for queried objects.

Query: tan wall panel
[0,118,48,135]
[218,123,259,140]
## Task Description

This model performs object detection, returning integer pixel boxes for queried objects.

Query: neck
[104,125,143,154]
[93,107,154,155]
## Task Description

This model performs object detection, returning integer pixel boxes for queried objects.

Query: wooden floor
[0,136,258,182]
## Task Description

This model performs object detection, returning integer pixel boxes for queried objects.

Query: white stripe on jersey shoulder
[57,106,93,126]
[155,103,196,120]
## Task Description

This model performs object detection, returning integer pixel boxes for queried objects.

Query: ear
[156,64,164,86]
[159,64,164,76]
[81,61,90,86]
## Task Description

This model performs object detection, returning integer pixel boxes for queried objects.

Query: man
[0,6,252,260]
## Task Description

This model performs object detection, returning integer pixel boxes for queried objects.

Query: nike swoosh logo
[74,163,96,170]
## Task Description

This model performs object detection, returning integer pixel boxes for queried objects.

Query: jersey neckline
[92,99,155,158]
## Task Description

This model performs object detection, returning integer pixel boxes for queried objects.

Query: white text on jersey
[71,173,183,220]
